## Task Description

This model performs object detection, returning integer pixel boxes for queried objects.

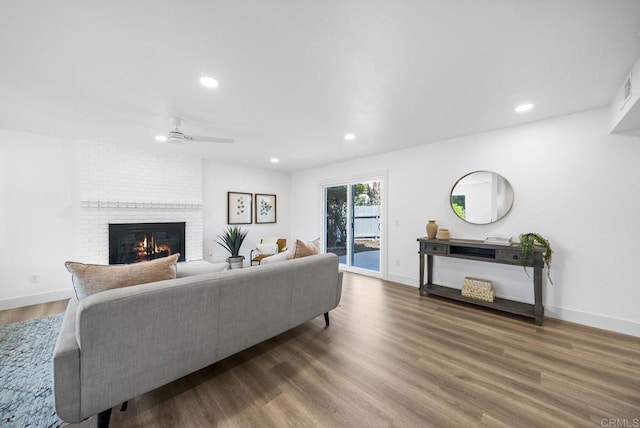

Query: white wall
[0,130,78,308]
[291,108,640,336]
[203,160,290,265]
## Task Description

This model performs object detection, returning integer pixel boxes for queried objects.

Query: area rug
[0,314,64,427]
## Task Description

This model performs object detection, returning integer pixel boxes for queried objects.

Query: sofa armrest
[53,298,82,423]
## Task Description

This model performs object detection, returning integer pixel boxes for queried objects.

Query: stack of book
[484,236,512,246]
[461,277,495,302]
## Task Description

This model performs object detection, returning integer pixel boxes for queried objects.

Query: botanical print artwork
[260,199,272,216]
[228,192,252,224]
[236,196,247,216]
[255,194,276,223]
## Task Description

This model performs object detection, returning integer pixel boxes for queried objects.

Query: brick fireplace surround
[78,142,203,264]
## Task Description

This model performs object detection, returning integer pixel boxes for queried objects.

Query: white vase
[228,256,244,269]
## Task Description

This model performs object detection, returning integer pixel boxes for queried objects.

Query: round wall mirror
[450,171,514,224]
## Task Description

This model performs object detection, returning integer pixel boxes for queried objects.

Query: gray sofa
[53,253,342,427]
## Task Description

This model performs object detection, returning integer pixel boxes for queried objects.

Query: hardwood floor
[2,273,639,427]
[0,299,67,325]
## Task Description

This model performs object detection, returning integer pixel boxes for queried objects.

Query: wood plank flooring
[1,273,639,427]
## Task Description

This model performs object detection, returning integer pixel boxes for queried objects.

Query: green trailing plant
[519,232,554,285]
[216,226,248,258]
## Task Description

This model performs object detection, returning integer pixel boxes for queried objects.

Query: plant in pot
[519,232,554,285]
[216,226,248,269]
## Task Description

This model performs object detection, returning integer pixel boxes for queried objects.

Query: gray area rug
[0,314,64,427]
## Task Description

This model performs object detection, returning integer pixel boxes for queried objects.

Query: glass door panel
[351,181,381,272]
[325,185,347,264]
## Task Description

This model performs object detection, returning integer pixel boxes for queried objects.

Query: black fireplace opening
[109,222,186,264]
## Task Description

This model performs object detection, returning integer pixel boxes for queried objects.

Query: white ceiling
[1,1,639,171]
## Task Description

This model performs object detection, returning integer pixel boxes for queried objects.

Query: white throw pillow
[260,250,291,265]
[176,260,228,278]
[256,243,279,255]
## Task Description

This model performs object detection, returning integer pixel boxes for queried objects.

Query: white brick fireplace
[78,141,203,264]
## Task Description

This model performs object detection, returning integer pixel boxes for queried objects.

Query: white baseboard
[545,305,640,337]
[386,273,418,288]
[0,288,74,311]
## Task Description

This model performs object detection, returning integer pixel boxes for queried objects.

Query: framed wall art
[255,193,277,224]
[228,192,252,224]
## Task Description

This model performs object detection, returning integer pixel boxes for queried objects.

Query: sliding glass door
[324,178,382,275]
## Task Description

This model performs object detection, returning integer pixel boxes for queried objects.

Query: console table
[417,237,545,325]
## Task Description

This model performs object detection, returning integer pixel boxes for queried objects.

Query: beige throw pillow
[290,238,321,259]
[65,253,180,300]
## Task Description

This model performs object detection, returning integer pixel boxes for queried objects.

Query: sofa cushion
[290,238,321,259]
[65,254,180,300]
[176,260,228,277]
[255,243,279,255]
[260,250,291,265]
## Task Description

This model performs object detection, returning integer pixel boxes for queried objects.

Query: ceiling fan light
[167,129,187,144]
[155,135,167,142]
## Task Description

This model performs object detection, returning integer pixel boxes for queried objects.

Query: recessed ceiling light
[199,76,220,88]
[344,133,356,141]
[515,103,534,113]
[155,135,167,142]
[270,157,279,163]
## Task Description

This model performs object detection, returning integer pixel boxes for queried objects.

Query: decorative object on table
[461,277,495,302]
[255,193,277,224]
[216,226,249,269]
[484,236,512,245]
[426,220,438,238]
[519,232,554,284]
[0,315,64,428]
[436,228,450,240]
[227,192,252,224]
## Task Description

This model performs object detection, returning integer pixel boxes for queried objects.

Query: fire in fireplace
[109,222,186,264]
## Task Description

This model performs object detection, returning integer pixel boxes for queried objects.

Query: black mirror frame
[450,171,514,225]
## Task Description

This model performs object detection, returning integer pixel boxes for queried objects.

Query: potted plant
[216,226,249,269]
[519,232,554,285]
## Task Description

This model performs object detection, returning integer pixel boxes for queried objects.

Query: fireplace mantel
[80,200,203,209]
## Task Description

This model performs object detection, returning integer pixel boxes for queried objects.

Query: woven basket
[461,277,495,302]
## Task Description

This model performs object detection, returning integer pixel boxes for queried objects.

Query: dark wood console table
[417,237,545,325]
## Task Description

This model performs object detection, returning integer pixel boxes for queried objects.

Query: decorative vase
[437,229,450,240]
[227,256,244,269]
[426,220,438,239]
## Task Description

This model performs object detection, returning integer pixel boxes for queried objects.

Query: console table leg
[534,254,544,326]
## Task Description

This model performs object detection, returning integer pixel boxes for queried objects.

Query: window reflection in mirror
[450,171,514,224]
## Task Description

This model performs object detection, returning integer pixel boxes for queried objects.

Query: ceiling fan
[160,118,234,144]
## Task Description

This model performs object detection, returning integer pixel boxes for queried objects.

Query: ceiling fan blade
[185,135,234,144]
